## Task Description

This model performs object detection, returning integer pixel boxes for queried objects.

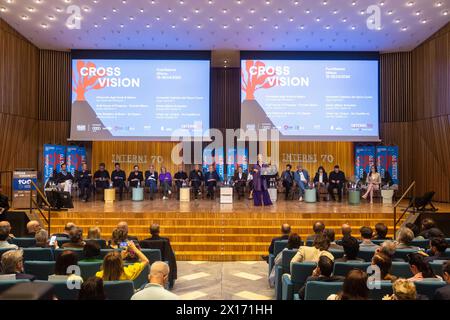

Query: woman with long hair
[371,252,397,282]
[407,252,442,282]
[328,269,369,300]
[362,165,381,203]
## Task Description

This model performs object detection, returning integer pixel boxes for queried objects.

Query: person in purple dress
[159,166,172,200]
[252,154,273,207]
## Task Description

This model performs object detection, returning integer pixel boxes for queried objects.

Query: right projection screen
[241,58,379,141]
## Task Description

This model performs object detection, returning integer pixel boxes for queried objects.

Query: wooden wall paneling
[211,68,241,129]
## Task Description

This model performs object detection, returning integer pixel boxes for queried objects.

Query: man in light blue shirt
[294,164,310,202]
[131,261,179,300]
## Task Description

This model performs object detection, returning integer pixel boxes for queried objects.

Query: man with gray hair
[117,221,138,241]
[376,240,397,258]
[396,227,421,251]
[52,222,76,239]
[0,226,17,249]
[0,250,35,280]
[26,220,41,238]
[131,261,179,300]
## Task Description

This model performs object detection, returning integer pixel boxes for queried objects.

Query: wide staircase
[49,210,395,261]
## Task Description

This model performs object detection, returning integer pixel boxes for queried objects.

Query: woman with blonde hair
[383,279,417,300]
[87,227,101,240]
[371,252,397,282]
[96,241,149,281]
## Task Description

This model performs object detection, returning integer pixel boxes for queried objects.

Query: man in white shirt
[294,165,310,202]
[131,261,179,300]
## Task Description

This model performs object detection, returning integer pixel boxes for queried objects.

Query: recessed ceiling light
[414,10,421,16]
[315,17,321,22]
[41,23,48,28]
[387,10,394,15]
[289,17,294,22]
[209,17,214,21]
[223,24,229,29]
[325,25,331,30]
[248,24,253,29]
[299,25,305,29]
[351,1,357,6]
[351,25,356,30]
[82,6,90,12]
[277,8,283,14]
[222,8,228,13]
[332,9,339,14]
[394,18,401,23]
[182,16,188,21]
[305,9,311,14]
[194,8,200,13]
[250,8,255,13]
[443,10,448,16]
[47,15,55,20]
[197,24,202,28]
[420,19,427,24]
[146,24,151,28]
[21,15,29,20]
[112,8,117,13]
[102,16,107,20]
[406,1,414,7]
[401,26,408,31]
[435,1,443,7]
[27,7,36,12]
[274,24,279,29]
[155,16,160,20]
[129,16,134,20]
[140,9,144,13]
[171,24,176,28]
[262,17,268,21]
[0,7,7,12]
[235,16,241,21]
[342,17,347,22]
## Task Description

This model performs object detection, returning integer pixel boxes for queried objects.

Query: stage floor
[47,198,450,261]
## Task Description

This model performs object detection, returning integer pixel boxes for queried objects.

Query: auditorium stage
[48,199,450,261]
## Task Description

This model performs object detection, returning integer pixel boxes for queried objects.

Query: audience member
[96,241,149,281]
[323,229,343,250]
[0,221,14,240]
[371,252,397,282]
[35,229,57,249]
[383,279,417,300]
[48,250,83,284]
[290,234,333,268]
[108,228,128,250]
[87,227,101,240]
[298,256,344,299]
[359,226,379,249]
[407,252,442,282]
[52,222,75,239]
[131,261,179,300]
[396,228,421,251]
[335,236,364,262]
[373,223,391,240]
[327,269,369,300]
[376,240,396,259]
[61,227,85,249]
[306,221,325,241]
[141,223,177,288]
[419,218,444,239]
[268,224,291,256]
[80,241,102,263]
[405,223,423,240]
[341,223,352,238]
[269,233,302,287]
[0,250,35,280]
[25,220,41,238]
[117,221,138,241]
[78,277,106,300]
[425,237,449,262]
[0,226,18,249]
[433,261,450,300]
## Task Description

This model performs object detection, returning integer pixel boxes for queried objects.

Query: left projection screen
[70,59,210,140]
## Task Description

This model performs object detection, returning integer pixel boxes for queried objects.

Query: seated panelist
[111,163,126,201]
[159,166,172,200]
[327,165,346,202]
[281,164,294,200]
[128,165,144,188]
[144,165,158,200]
[173,165,188,200]
[93,163,110,200]
[232,166,247,200]
[204,165,220,200]
[54,163,74,193]
[293,164,310,202]
[313,166,328,202]
[189,164,204,199]
[75,162,92,202]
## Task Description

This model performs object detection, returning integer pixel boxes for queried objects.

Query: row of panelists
[47,160,396,206]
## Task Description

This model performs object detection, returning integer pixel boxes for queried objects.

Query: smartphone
[119,241,128,249]
[49,236,57,246]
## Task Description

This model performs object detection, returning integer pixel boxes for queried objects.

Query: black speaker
[45,191,74,209]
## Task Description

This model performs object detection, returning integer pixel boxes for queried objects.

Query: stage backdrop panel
[91,141,179,175]
[268,141,354,178]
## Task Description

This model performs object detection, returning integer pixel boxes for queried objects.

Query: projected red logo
[241,60,276,100]
[72,61,106,101]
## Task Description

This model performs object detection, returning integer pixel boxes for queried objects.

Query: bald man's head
[149,261,170,285]
[64,222,76,232]
[0,221,10,230]
[281,224,291,235]
[341,223,352,237]
[26,220,41,233]
[117,221,129,233]
[313,221,325,234]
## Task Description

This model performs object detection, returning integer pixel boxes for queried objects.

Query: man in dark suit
[425,237,449,263]
[419,218,445,239]
[189,164,203,199]
[281,164,294,200]
[173,165,188,200]
[268,224,291,256]
[306,221,325,241]
[232,166,247,200]
[111,163,126,201]
[327,165,346,202]
[127,165,144,188]
[298,256,344,299]
[0,186,10,217]
[75,162,92,202]
[140,224,177,289]
[434,261,450,300]
[93,163,110,201]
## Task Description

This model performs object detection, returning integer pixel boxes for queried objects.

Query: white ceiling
[0,0,449,52]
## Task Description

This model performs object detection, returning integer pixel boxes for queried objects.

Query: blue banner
[13,177,37,191]
[215,148,224,181]
[354,146,376,180]
[376,146,399,185]
[226,148,236,178]
[236,147,249,173]
[66,146,87,175]
[43,144,66,182]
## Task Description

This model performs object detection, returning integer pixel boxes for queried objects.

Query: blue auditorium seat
[391,261,413,278]
[0,279,30,294]
[79,261,102,280]
[414,280,447,299]
[104,281,135,300]
[55,238,70,246]
[304,281,343,300]
[140,249,162,263]
[410,239,430,250]
[368,281,393,300]
[11,238,36,248]
[329,249,344,260]
[393,249,419,261]
[23,248,54,261]
[269,240,288,273]
[333,262,371,277]
[281,262,316,300]
[371,239,386,246]
[35,280,80,300]
[24,261,55,280]
[357,249,376,262]
[430,260,447,277]
[85,239,107,248]
[274,249,297,300]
